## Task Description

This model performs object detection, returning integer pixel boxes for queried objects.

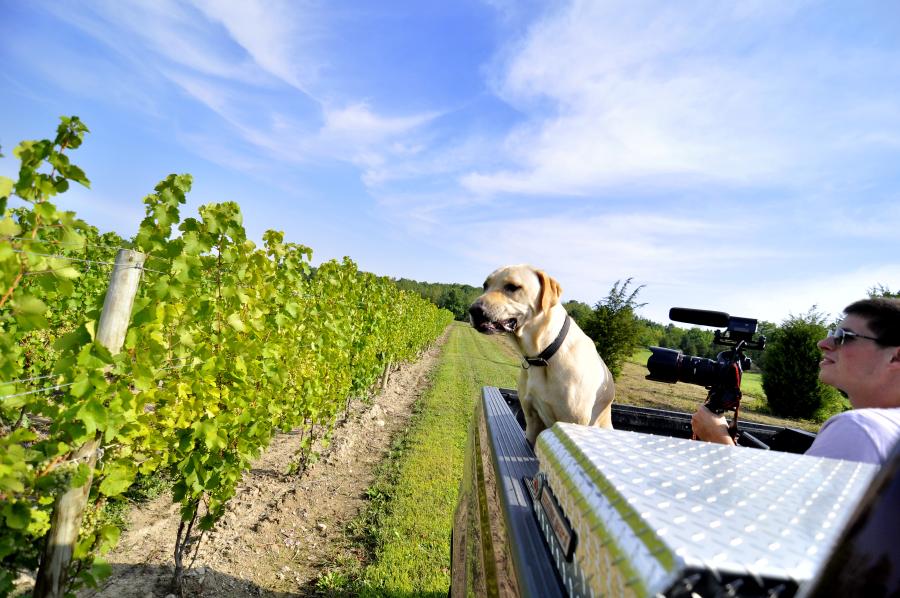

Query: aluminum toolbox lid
[533,423,879,597]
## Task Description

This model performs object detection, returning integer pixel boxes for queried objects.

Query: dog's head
[468,264,562,334]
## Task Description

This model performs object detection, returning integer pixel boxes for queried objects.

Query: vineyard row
[0,117,454,596]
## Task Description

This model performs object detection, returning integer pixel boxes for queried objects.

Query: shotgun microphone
[668,308,731,328]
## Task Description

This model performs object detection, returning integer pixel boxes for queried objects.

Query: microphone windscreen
[668,307,730,328]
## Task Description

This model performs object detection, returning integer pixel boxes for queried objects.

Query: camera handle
[702,344,747,443]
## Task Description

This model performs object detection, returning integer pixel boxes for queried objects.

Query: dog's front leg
[520,394,547,447]
[519,371,547,446]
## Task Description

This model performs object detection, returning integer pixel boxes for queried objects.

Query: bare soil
[82,329,449,598]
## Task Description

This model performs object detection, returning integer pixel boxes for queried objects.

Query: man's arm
[691,405,736,445]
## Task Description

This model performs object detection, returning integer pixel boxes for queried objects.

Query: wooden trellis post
[34,249,146,598]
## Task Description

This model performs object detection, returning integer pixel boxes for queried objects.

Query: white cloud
[464,0,900,196]
[188,0,324,95]
[47,0,268,85]
[362,134,495,188]
[320,103,436,148]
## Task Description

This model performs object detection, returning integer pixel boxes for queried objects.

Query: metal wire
[0,359,196,400]
[9,249,166,274]
[0,373,57,386]
[0,381,76,400]
[3,236,167,262]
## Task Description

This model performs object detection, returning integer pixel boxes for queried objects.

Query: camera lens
[646,346,681,383]
[646,346,720,387]
[675,354,719,387]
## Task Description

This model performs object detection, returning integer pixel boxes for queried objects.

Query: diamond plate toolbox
[531,423,878,597]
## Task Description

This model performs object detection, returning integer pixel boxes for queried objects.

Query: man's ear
[536,270,562,313]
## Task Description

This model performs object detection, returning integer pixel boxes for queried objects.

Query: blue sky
[2,0,899,326]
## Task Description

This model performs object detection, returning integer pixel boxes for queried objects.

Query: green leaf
[35,201,57,219]
[78,397,107,433]
[0,477,25,494]
[99,524,120,545]
[99,463,135,496]
[70,376,93,399]
[65,163,90,187]
[61,227,86,249]
[85,319,97,342]
[0,176,12,198]
[70,463,91,487]
[0,216,20,237]
[194,420,224,450]
[226,313,246,332]
[3,501,31,530]
[54,178,70,193]
[4,428,37,444]
[53,265,81,280]
[53,326,91,352]
[12,295,47,316]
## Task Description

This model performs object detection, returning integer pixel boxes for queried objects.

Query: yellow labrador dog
[469,264,615,445]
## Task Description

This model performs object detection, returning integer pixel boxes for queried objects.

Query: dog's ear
[536,270,562,313]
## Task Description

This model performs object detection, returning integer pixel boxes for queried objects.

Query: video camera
[646,308,766,442]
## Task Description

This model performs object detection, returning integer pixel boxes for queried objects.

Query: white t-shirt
[805,408,900,465]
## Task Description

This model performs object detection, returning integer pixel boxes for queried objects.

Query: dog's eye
[504,283,520,293]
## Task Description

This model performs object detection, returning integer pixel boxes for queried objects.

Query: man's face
[818,313,893,407]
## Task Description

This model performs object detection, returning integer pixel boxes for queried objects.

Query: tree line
[391,278,481,321]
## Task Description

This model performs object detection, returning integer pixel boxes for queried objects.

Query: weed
[315,570,350,595]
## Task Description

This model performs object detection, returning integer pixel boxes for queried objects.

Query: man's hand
[691,405,736,445]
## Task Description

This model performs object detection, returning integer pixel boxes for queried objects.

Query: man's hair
[844,297,900,346]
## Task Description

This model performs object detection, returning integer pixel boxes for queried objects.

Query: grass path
[355,322,519,596]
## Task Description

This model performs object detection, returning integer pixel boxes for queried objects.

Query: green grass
[628,347,652,365]
[349,322,519,596]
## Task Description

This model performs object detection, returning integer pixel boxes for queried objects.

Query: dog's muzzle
[469,303,517,334]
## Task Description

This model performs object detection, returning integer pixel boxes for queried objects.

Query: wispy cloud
[30,0,437,171]
[463,0,900,196]
[319,103,437,162]
[188,0,326,96]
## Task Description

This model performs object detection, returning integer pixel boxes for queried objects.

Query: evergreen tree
[582,278,646,379]
[762,309,842,419]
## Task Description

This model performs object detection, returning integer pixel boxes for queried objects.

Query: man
[691,297,900,465]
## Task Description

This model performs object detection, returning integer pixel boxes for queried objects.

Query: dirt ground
[81,329,449,598]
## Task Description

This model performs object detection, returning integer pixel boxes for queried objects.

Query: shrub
[762,310,842,419]
[582,278,645,379]
[563,300,592,330]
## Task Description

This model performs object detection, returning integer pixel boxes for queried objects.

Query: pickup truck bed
[451,387,900,597]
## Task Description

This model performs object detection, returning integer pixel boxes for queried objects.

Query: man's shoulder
[819,407,900,446]
[826,407,900,429]
[813,408,900,464]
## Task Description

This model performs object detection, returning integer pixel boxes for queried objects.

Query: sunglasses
[827,327,881,346]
